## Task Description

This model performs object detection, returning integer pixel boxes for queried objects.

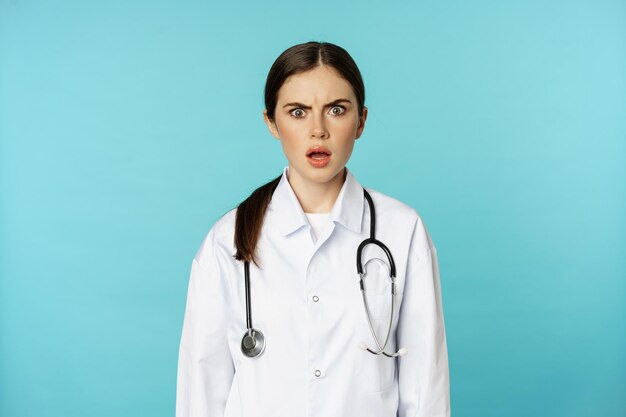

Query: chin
[310,166,344,181]
[290,160,344,183]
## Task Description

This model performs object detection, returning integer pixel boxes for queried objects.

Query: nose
[310,112,329,139]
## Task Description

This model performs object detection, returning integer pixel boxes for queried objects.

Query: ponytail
[233,173,282,268]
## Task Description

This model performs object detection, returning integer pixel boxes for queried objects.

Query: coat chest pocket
[359,256,396,321]
[360,293,393,321]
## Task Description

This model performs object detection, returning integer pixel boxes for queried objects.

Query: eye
[289,108,305,118]
[288,106,346,118]
[330,105,346,116]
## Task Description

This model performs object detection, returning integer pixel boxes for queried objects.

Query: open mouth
[306,146,332,160]
[308,152,330,160]
[306,146,332,167]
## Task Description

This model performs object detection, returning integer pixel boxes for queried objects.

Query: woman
[176,41,450,417]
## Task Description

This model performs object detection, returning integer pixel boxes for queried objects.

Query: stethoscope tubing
[356,190,398,357]
[240,188,402,358]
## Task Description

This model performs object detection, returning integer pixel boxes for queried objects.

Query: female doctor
[176,41,450,417]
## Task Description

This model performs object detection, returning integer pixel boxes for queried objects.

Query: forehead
[277,65,355,102]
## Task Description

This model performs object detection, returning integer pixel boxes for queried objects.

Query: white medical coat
[176,165,450,417]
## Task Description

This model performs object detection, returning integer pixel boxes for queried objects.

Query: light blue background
[1,1,624,416]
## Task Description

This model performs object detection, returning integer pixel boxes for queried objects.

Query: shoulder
[364,187,435,250]
[193,207,238,266]
[364,187,418,221]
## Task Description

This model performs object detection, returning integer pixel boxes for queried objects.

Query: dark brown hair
[233,41,365,268]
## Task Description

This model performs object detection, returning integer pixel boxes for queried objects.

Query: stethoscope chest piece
[241,328,265,358]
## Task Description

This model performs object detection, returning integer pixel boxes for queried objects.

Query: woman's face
[263,65,367,187]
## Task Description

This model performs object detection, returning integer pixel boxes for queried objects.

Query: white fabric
[305,212,331,243]
[176,165,450,417]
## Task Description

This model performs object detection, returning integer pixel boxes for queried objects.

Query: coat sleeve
[176,227,235,417]
[396,216,450,417]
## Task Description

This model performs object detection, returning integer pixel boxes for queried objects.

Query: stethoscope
[241,188,407,359]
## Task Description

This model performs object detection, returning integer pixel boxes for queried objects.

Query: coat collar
[269,165,364,236]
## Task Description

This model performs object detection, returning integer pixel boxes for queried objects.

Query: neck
[287,166,346,213]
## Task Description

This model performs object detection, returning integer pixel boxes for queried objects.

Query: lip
[306,145,332,168]
[306,146,332,157]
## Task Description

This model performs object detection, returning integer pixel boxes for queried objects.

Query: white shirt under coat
[176,165,450,417]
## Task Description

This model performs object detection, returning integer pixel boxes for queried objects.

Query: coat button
[312,295,319,302]
[314,369,321,377]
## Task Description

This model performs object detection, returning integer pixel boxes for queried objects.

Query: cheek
[339,142,356,159]
[332,115,359,135]
[278,135,302,160]
[275,118,302,141]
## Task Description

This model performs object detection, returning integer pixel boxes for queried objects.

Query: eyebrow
[282,98,352,109]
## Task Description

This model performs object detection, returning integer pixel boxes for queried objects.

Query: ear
[263,109,281,140]
[355,106,368,140]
